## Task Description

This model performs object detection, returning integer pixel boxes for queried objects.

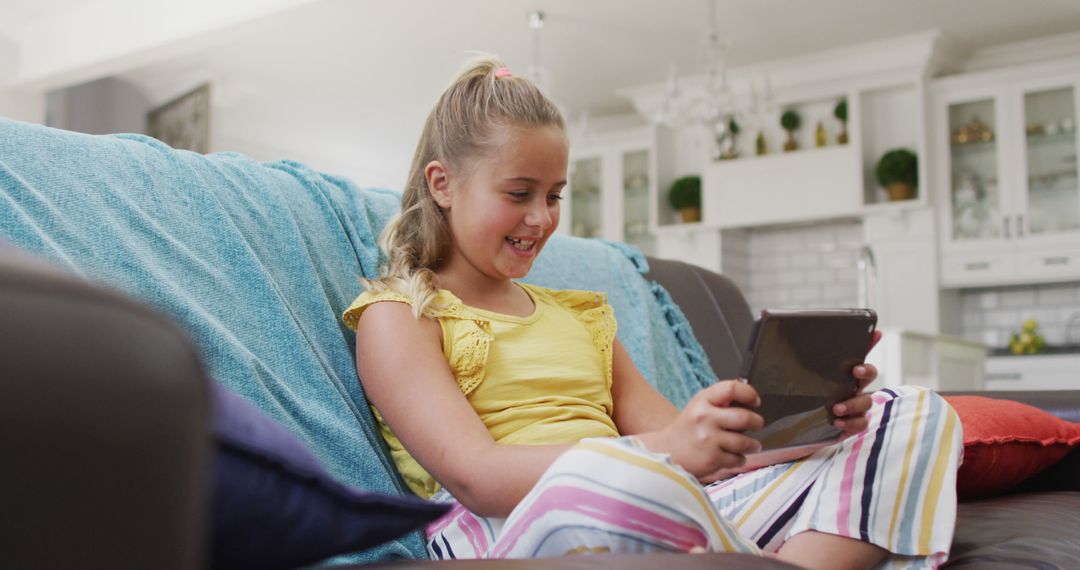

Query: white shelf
[861,197,924,216]
[654,221,710,235]
[703,145,862,229]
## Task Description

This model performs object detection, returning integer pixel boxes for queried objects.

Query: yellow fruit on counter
[1009,319,1046,355]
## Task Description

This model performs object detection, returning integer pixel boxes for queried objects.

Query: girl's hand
[831,329,883,437]
[642,380,765,482]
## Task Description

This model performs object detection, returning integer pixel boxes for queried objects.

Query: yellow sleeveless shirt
[342,283,619,497]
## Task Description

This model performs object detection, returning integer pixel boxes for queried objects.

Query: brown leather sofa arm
[0,248,210,569]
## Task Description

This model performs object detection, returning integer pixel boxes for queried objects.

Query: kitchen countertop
[988,344,1080,357]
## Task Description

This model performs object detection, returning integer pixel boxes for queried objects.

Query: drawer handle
[987,373,1022,381]
[964,262,991,271]
[1043,256,1070,266]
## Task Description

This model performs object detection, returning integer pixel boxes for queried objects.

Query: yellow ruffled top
[342,282,619,497]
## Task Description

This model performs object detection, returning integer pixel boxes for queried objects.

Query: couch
[1,117,1077,568]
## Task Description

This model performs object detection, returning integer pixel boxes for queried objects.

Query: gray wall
[46,77,150,135]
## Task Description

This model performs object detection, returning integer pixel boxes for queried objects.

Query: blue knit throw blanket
[0,117,716,562]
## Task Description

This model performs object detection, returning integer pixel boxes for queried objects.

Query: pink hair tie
[495,67,513,78]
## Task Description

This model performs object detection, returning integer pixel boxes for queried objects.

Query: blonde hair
[363,56,566,317]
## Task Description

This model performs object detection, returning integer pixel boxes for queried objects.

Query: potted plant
[834,99,848,144]
[875,148,918,201]
[780,109,801,151]
[719,117,739,160]
[667,175,701,223]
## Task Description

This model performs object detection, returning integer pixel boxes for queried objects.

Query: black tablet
[739,308,877,452]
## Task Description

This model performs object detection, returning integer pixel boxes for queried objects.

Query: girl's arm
[355,301,569,518]
[609,339,765,482]
[610,338,881,482]
[609,339,681,433]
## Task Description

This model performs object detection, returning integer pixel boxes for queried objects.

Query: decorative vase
[755,132,767,156]
[815,122,827,148]
[837,121,848,145]
[679,207,701,223]
[783,130,797,152]
[885,182,915,201]
[718,133,737,160]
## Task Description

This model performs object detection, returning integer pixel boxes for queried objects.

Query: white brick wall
[720,228,751,293]
[744,219,864,316]
[959,282,1080,347]
[737,219,1080,348]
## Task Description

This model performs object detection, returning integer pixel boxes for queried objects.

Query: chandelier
[525,10,551,95]
[653,0,775,159]
[524,9,592,143]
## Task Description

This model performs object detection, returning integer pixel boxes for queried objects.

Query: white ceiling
[6,0,1080,183]
[103,0,1080,113]
[7,0,1079,110]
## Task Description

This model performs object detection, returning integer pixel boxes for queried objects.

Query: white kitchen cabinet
[934,60,1080,287]
[862,207,945,333]
[864,328,986,392]
[653,225,722,274]
[566,125,657,255]
[985,353,1080,391]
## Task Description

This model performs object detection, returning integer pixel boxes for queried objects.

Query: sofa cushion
[944,395,1080,500]
[211,381,448,569]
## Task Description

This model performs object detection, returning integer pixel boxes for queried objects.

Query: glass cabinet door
[1022,86,1079,236]
[621,149,655,254]
[569,156,602,238]
[948,98,1005,241]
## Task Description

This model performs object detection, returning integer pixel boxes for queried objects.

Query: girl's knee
[875,386,962,447]
[523,436,717,528]
[537,436,699,498]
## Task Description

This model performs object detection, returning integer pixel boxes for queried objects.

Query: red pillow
[944,395,1080,500]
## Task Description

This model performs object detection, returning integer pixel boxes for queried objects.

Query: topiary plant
[834,99,848,122]
[875,148,918,200]
[780,110,801,151]
[834,99,849,144]
[780,109,801,131]
[667,175,701,210]
[875,148,917,187]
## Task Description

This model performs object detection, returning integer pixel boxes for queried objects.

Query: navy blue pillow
[209,382,449,569]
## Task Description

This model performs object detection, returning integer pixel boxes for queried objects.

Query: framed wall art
[147,83,210,153]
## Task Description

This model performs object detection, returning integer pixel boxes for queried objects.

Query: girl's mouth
[506,236,537,252]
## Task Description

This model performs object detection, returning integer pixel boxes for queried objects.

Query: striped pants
[426,386,962,569]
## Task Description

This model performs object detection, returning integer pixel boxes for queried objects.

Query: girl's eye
[508,191,529,199]
[547,193,564,202]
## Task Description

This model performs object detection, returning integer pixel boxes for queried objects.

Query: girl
[344,58,961,570]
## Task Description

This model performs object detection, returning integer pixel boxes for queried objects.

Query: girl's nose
[525,200,554,229]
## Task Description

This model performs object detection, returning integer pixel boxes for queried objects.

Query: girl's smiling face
[428,123,568,285]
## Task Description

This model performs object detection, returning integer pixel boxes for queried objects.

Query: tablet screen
[739,309,877,451]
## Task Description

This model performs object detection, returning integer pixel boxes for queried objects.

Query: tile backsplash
[959,282,1080,347]
[727,217,1080,347]
[742,220,865,316]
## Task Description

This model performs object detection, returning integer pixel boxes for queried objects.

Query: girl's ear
[425,160,452,210]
